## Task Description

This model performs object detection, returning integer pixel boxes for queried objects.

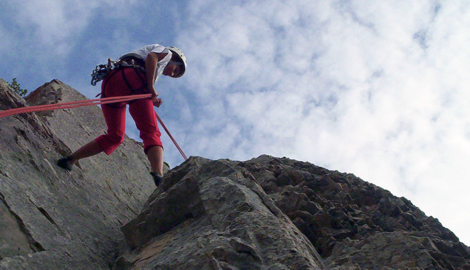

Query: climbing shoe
[57,156,73,171]
[150,172,162,187]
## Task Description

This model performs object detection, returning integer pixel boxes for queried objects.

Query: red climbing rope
[0,94,188,160]
[155,112,188,160]
[0,94,152,118]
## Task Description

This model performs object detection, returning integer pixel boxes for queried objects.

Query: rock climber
[57,44,187,187]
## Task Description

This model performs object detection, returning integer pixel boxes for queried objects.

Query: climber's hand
[153,97,163,107]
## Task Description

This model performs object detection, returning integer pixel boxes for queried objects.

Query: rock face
[116,157,325,269]
[1,78,470,270]
[116,155,470,270]
[0,79,158,269]
[240,156,470,269]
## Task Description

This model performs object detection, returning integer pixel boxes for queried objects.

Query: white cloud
[2,0,141,57]
[174,0,470,245]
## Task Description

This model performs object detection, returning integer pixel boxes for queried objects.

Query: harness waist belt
[119,56,146,72]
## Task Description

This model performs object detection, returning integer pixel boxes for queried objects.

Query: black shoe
[150,172,162,187]
[57,156,73,171]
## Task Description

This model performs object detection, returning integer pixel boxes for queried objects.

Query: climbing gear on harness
[91,58,117,86]
[57,156,74,171]
[150,172,162,187]
[91,57,147,86]
[168,46,187,78]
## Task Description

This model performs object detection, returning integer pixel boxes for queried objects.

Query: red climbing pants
[95,67,162,155]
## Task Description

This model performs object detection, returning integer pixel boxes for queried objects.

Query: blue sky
[1,0,470,245]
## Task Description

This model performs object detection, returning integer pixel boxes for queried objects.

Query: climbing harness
[91,46,187,85]
[0,94,188,161]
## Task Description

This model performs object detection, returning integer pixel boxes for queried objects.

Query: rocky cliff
[1,79,469,270]
[0,79,159,269]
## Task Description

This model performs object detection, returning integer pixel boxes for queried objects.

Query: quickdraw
[91,58,118,86]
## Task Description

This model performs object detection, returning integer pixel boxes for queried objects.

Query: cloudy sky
[1,0,469,245]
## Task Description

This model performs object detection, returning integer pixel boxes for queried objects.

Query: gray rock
[117,157,326,269]
[0,79,158,269]
[241,155,470,269]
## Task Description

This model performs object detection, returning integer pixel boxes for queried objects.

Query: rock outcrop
[116,157,325,269]
[1,78,469,270]
[0,79,159,269]
[115,155,470,270]
[241,156,470,269]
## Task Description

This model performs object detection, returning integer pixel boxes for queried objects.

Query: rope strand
[155,112,188,160]
[0,94,152,118]
[0,94,188,160]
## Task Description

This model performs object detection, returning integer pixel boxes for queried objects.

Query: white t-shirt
[119,44,172,84]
